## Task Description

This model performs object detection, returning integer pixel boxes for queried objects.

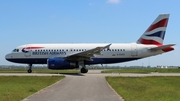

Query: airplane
[5,14,175,73]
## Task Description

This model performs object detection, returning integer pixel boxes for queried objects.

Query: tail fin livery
[137,14,170,45]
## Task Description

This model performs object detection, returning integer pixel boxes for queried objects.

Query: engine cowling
[47,58,78,69]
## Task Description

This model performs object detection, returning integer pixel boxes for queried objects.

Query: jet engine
[47,58,78,69]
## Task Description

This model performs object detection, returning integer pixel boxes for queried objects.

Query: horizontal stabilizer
[149,44,175,51]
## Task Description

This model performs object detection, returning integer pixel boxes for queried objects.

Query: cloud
[107,0,120,4]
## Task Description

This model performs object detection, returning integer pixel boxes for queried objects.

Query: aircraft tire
[81,68,88,73]
[27,69,32,73]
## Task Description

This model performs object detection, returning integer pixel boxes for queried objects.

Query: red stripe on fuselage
[146,18,168,32]
[25,47,44,49]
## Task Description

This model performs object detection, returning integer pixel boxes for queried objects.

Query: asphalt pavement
[23,70,122,101]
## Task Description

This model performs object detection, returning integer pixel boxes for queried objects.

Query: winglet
[104,44,112,49]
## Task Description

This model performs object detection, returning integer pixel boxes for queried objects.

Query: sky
[0,0,180,67]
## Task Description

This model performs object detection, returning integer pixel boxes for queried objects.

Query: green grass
[0,76,64,101]
[0,69,79,74]
[102,68,180,73]
[106,76,180,101]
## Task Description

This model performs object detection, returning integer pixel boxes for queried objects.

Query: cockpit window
[12,49,19,52]
[12,49,16,52]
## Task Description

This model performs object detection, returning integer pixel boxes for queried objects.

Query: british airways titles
[32,51,66,55]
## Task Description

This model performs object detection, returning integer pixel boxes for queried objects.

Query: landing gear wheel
[81,68,88,73]
[27,69,32,73]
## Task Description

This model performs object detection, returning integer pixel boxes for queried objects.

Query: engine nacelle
[47,58,78,69]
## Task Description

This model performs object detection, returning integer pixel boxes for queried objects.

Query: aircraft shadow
[59,73,85,76]
[46,72,85,76]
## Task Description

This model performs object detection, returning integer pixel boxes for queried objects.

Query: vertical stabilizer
[137,14,170,45]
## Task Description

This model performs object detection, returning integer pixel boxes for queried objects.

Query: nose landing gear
[27,64,32,73]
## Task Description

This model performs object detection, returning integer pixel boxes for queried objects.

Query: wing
[65,44,111,61]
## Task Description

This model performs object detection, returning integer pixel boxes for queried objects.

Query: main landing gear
[79,61,88,73]
[81,67,88,73]
[27,64,32,73]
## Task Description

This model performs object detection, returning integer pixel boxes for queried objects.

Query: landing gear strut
[27,64,32,73]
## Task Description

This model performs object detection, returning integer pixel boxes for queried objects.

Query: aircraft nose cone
[5,54,11,61]
[5,53,19,63]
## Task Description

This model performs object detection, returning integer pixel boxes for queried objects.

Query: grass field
[0,69,79,74]
[2,68,180,74]
[106,76,180,101]
[102,68,180,73]
[0,76,64,101]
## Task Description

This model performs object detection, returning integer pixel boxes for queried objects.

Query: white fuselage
[5,43,163,65]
